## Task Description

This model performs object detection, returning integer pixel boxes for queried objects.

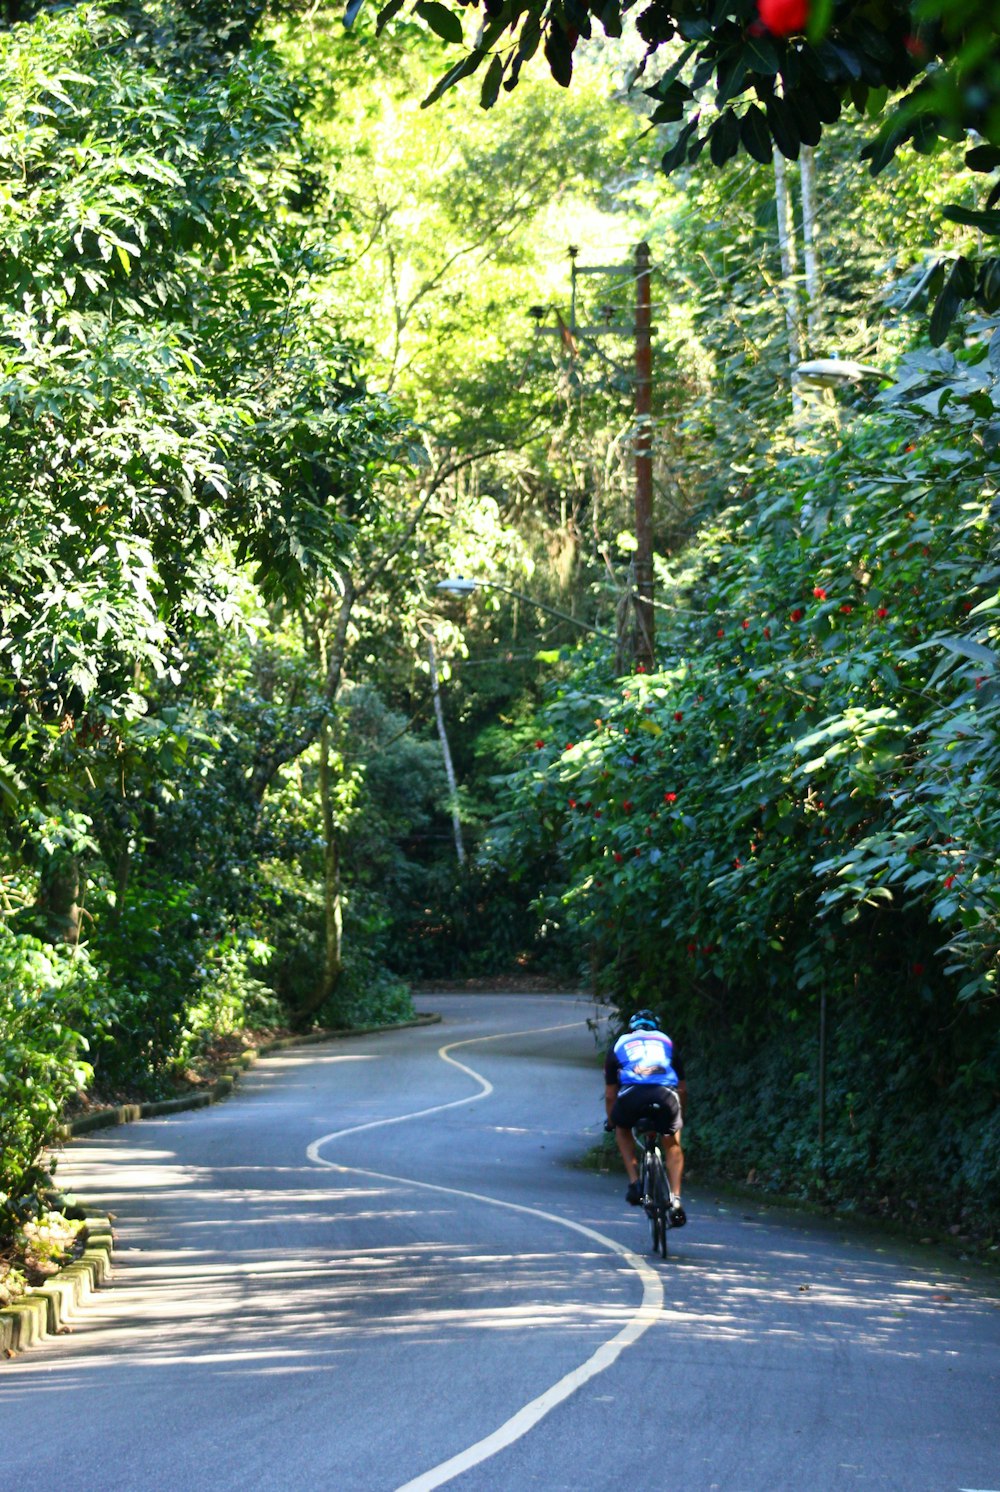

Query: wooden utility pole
[537,242,657,673]
[633,241,655,673]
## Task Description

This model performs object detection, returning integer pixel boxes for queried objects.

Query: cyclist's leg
[610,1087,647,1203]
[660,1089,686,1224]
[662,1130,684,1199]
[613,1123,639,1183]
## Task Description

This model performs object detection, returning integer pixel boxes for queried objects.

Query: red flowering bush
[489,373,1000,1232]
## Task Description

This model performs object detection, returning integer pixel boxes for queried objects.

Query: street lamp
[796,357,887,389]
[435,577,615,641]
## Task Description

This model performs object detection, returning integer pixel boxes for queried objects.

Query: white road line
[305,1021,579,1156]
[305,1017,664,1492]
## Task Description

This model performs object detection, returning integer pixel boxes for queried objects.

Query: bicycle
[636,1120,674,1259]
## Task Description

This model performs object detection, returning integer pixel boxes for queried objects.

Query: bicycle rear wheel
[650,1150,669,1259]
[641,1145,668,1258]
[640,1149,659,1254]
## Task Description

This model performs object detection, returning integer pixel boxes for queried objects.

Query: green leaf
[786,88,822,147]
[766,95,799,160]
[740,104,772,165]
[544,23,574,87]
[709,109,740,168]
[421,48,486,106]
[651,79,694,124]
[600,0,623,37]
[742,34,780,76]
[661,113,700,174]
[942,204,1000,236]
[414,0,464,43]
[375,0,405,30]
[929,257,975,345]
[965,144,1000,173]
[806,0,834,42]
[479,54,504,109]
[938,635,999,668]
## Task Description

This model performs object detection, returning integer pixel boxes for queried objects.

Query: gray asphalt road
[1,993,998,1492]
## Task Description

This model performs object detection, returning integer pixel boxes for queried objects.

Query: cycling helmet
[628,1009,658,1032]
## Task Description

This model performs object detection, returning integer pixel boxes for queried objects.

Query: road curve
[1,992,998,1492]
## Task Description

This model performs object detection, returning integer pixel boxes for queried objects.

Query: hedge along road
[1,994,998,1492]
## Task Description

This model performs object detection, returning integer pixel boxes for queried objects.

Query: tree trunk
[427,636,465,866]
[294,714,343,1030]
[34,851,82,945]
[799,144,821,349]
[773,147,803,413]
[318,716,343,1010]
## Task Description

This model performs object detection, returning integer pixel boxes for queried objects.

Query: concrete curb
[1,1011,441,1358]
[1,1211,114,1357]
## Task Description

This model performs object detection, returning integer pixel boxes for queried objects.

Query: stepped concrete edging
[1,1212,113,1357]
[1,1010,441,1357]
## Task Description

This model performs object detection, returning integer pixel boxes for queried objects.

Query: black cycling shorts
[610,1084,682,1135]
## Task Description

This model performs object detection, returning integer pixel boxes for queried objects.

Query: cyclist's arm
[604,1047,621,1124]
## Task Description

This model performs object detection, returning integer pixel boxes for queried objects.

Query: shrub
[0,929,110,1239]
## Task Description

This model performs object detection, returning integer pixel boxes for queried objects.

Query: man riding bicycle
[605,1009,686,1225]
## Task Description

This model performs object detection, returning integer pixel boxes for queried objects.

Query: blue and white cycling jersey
[608,1030,680,1092]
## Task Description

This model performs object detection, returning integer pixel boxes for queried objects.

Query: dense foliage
[365,0,1000,339]
[486,331,1000,1232]
[3,0,999,1253]
[0,0,421,1235]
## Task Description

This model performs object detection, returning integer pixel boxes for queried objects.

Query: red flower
[757,0,809,36]
[594,809,602,818]
[877,607,889,619]
[613,851,623,863]
[813,586,827,600]
[839,604,852,614]
[944,874,956,889]
[763,627,771,640]
[564,742,574,750]
[534,739,545,749]
[622,800,634,813]
[674,711,683,723]
[686,942,697,954]
[742,619,751,630]
[790,608,804,622]
[716,628,724,638]
[568,798,577,809]
[664,791,677,803]
[636,662,647,673]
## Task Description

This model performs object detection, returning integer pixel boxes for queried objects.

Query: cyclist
[605,1009,687,1225]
